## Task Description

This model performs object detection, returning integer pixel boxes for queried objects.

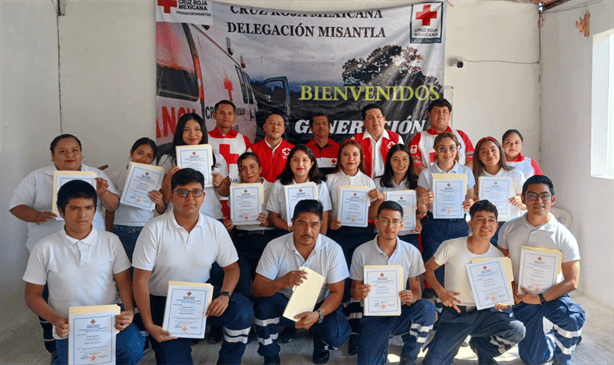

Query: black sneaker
[469,341,498,365]
[279,326,296,343]
[263,355,281,365]
[347,333,359,356]
[207,326,223,344]
[313,334,330,364]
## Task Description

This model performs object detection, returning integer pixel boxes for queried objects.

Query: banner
[156,0,446,151]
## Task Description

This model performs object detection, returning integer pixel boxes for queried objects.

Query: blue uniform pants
[358,300,436,365]
[149,291,253,365]
[421,213,469,285]
[233,230,279,298]
[513,296,586,365]
[254,293,351,358]
[422,307,526,365]
[54,323,144,365]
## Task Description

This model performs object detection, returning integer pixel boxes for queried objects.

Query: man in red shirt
[306,113,339,178]
[208,100,252,184]
[352,104,403,178]
[409,99,474,176]
[248,111,295,183]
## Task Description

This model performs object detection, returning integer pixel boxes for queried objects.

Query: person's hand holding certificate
[518,246,562,295]
[120,162,164,210]
[363,265,404,316]
[176,145,213,187]
[337,185,370,227]
[478,177,512,221]
[229,183,263,226]
[162,281,213,339]
[68,304,120,365]
[466,258,514,310]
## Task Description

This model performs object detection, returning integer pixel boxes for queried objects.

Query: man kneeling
[23,180,144,365]
[422,200,526,365]
[252,200,351,365]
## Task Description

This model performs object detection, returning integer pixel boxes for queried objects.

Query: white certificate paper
[163,281,213,339]
[518,247,561,295]
[119,162,164,210]
[363,265,403,316]
[433,179,465,219]
[68,305,119,365]
[338,185,370,227]
[283,267,326,322]
[230,183,263,226]
[52,171,98,217]
[176,145,213,187]
[385,190,417,230]
[284,183,318,227]
[479,177,512,221]
[466,258,514,310]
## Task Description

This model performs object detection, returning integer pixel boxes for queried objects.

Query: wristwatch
[316,310,324,324]
[538,293,546,305]
[219,291,230,298]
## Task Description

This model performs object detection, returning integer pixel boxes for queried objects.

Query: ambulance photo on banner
[155,0,446,152]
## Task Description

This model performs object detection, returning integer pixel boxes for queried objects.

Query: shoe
[279,326,296,343]
[347,333,359,356]
[263,355,281,365]
[207,326,223,344]
[313,335,330,364]
[399,352,417,365]
[469,341,498,365]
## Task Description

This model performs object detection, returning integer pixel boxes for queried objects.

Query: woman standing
[502,129,543,178]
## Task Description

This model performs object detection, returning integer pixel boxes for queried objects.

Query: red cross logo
[381,303,387,309]
[192,151,196,156]
[299,189,303,193]
[353,193,357,196]
[223,77,233,101]
[91,319,96,325]
[187,291,192,296]
[416,5,438,26]
[534,286,540,292]
[244,215,249,220]
[494,181,498,185]
[219,144,239,164]
[182,326,188,332]
[447,209,452,213]
[447,183,451,187]
[136,197,141,203]
[91,354,97,361]
[331,158,337,164]
[399,196,404,200]
[351,217,356,222]
[491,295,497,301]
[388,141,395,149]
[244,189,248,193]
[483,266,487,270]
[282,148,291,157]
[146,172,149,176]
[380,273,384,277]
[538,257,542,261]
[158,0,177,13]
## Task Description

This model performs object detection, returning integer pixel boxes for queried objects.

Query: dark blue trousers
[358,300,436,365]
[513,296,586,365]
[254,293,351,358]
[421,213,469,285]
[149,291,253,365]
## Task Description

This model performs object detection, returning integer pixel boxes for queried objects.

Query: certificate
[68,304,120,365]
[284,182,318,227]
[52,171,97,217]
[119,162,164,210]
[432,174,467,220]
[478,177,512,221]
[162,281,213,339]
[385,190,417,230]
[176,145,213,187]
[337,185,370,227]
[466,258,514,310]
[363,265,404,316]
[518,246,562,295]
[283,267,325,322]
[229,183,263,226]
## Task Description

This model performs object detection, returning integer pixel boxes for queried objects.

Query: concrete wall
[0,0,541,322]
[540,0,614,308]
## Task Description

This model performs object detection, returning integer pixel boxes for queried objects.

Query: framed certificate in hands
[478,177,512,221]
[337,185,370,227]
[52,171,97,217]
[518,246,562,295]
[68,304,120,365]
[466,257,514,310]
[385,190,417,230]
[283,183,318,227]
[432,174,467,219]
[229,183,263,226]
[363,265,404,316]
[176,145,213,187]
[119,162,164,210]
[162,281,213,339]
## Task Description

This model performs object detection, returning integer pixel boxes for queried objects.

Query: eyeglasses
[380,219,402,227]
[436,146,457,153]
[525,192,552,201]
[174,189,204,198]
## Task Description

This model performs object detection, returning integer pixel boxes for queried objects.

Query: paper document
[283,267,325,322]
[52,171,97,217]
[68,304,120,365]
[518,246,562,295]
[162,281,213,338]
[363,265,404,316]
[467,257,514,310]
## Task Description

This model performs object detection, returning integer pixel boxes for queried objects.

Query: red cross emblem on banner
[158,0,177,14]
[331,159,337,164]
[416,5,438,26]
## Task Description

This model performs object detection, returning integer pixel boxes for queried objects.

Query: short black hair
[50,134,82,153]
[309,113,330,129]
[361,103,383,120]
[237,152,261,169]
[56,180,97,212]
[214,100,236,113]
[131,137,157,159]
[522,175,555,196]
[469,200,498,220]
[292,199,323,221]
[377,201,404,218]
[502,129,523,143]
[171,168,204,192]
[427,98,452,113]
[266,109,286,122]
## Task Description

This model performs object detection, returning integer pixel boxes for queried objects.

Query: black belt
[236,230,267,236]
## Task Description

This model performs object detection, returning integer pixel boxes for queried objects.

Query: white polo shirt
[10,164,119,251]
[362,130,405,178]
[110,168,155,226]
[23,227,131,338]
[433,237,503,306]
[350,236,425,287]
[158,151,229,220]
[255,233,348,303]
[326,170,376,220]
[132,211,238,296]
[498,214,580,285]
[417,162,476,213]
[374,177,418,236]
[266,180,332,223]
[236,179,275,232]
[480,167,526,221]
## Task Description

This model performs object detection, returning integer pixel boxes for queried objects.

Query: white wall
[540,0,614,308]
[0,0,541,322]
